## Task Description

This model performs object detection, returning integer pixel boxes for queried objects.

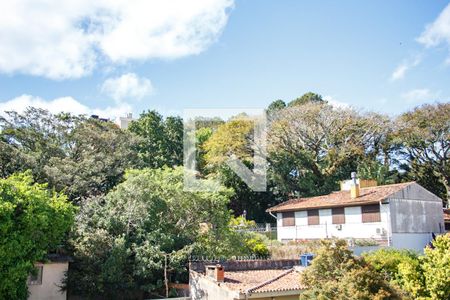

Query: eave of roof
[267,182,415,212]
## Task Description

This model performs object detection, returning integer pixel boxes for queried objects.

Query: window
[282,212,295,226]
[362,204,381,223]
[332,207,345,224]
[307,210,319,225]
[28,265,43,285]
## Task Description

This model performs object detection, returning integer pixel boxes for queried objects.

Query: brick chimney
[350,172,360,198]
[205,264,224,282]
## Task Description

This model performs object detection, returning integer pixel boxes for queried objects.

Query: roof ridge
[245,268,294,294]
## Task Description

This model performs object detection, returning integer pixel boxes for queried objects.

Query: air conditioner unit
[335,224,342,230]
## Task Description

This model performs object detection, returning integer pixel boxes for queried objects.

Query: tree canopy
[0,172,75,299]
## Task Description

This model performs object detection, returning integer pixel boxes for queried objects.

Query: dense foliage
[67,167,267,299]
[0,108,140,202]
[364,234,450,300]
[0,94,448,298]
[0,172,75,299]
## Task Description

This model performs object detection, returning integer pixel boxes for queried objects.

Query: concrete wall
[28,262,67,300]
[391,233,433,252]
[277,204,389,241]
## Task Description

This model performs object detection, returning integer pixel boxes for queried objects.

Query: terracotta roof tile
[222,268,305,293]
[267,182,415,212]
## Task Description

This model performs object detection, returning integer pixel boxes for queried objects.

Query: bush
[364,248,424,298]
[299,239,400,300]
[364,234,450,300]
[422,234,450,300]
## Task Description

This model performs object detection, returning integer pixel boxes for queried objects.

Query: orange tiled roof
[267,182,415,212]
[444,209,450,221]
[222,268,305,294]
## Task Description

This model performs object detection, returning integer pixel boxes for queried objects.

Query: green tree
[395,103,450,203]
[267,99,286,114]
[300,239,400,300]
[128,110,183,169]
[0,108,140,202]
[288,92,325,107]
[268,102,387,197]
[202,117,280,221]
[0,172,75,299]
[67,167,259,298]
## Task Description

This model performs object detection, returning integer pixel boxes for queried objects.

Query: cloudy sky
[0,0,449,118]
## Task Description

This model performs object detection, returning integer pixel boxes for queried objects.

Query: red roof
[267,182,415,212]
[222,268,305,294]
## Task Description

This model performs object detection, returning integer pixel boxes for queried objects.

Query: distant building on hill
[267,173,445,252]
[115,113,134,129]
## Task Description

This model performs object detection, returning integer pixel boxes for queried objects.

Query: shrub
[422,234,450,300]
[299,239,400,300]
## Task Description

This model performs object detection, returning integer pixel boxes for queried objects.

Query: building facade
[27,255,70,300]
[267,181,445,252]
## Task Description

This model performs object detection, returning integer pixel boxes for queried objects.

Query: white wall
[277,205,389,241]
[28,262,68,300]
[391,233,433,253]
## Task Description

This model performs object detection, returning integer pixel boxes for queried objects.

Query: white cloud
[401,89,440,103]
[323,95,351,109]
[417,4,450,48]
[390,55,422,81]
[0,94,132,119]
[101,73,154,102]
[0,0,234,79]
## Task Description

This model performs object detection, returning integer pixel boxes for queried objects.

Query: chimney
[350,172,360,198]
[205,264,224,282]
[127,112,133,119]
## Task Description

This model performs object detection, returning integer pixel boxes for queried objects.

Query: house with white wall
[267,176,445,252]
[27,254,71,300]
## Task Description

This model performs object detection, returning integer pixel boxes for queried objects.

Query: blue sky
[0,0,450,118]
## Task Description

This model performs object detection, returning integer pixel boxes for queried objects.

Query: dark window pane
[308,210,319,225]
[282,211,295,226]
[332,207,345,224]
[362,204,381,223]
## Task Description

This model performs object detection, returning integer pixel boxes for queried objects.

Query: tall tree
[128,110,183,169]
[0,108,140,202]
[268,102,388,196]
[0,172,75,300]
[67,167,260,298]
[267,99,286,114]
[395,103,450,203]
[288,92,325,107]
